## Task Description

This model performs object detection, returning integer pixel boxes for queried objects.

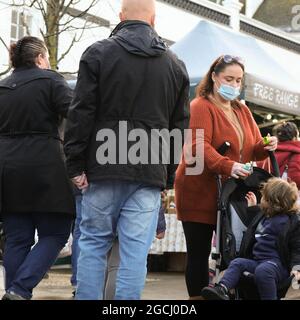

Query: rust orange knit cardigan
[175,97,268,225]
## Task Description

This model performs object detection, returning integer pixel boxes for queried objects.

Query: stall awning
[171,20,300,116]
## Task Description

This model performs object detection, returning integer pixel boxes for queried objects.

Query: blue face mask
[217,83,240,101]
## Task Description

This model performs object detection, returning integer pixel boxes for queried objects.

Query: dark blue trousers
[220,258,289,300]
[71,194,82,287]
[2,212,72,299]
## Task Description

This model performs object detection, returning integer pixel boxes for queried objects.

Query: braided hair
[9,36,47,68]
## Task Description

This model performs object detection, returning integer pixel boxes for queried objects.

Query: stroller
[211,143,293,300]
[0,222,4,261]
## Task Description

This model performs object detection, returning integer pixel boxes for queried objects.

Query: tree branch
[57,34,77,64]
[58,0,100,27]
[10,0,25,7]
[8,0,104,70]
[45,0,61,33]
[34,0,47,23]
[0,65,12,77]
[28,0,38,8]
[44,21,100,39]
[58,0,73,20]
[57,16,90,65]
[0,36,9,51]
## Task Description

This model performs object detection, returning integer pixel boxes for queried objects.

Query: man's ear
[119,12,124,21]
[36,53,42,67]
[150,14,155,27]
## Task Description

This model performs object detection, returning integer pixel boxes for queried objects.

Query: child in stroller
[202,177,300,300]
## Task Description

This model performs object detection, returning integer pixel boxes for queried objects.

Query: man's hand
[161,189,168,207]
[161,189,168,200]
[71,173,89,190]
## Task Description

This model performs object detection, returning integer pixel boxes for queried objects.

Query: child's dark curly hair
[260,178,299,217]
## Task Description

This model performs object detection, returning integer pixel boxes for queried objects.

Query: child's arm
[156,202,166,239]
[245,192,261,220]
[245,192,257,207]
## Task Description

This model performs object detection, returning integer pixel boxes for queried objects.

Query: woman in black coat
[0,36,75,300]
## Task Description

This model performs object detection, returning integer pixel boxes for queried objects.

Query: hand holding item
[263,134,278,152]
[231,162,251,179]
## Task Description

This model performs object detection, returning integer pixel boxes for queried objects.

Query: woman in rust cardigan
[174,55,278,299]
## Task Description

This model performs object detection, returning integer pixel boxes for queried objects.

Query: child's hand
[245,192,257,207]
[156,231,165,240]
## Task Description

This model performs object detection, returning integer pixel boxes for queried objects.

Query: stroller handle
[217,141,231,156]
[268,151,280,178]
[216,143,279,177]
[214,141,231,274]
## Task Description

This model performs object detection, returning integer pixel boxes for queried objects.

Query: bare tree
[7,0,106,71]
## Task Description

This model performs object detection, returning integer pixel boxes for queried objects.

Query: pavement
[0,267,299,300]
[0,268,187,300]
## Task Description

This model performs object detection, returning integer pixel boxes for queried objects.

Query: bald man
[120,0,155,22]
[64,0,190,300]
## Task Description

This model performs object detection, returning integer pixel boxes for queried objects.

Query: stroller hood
[220,167,272,207]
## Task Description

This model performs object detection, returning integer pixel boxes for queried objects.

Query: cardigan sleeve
[189,100,234,176]
[244,106,268,161]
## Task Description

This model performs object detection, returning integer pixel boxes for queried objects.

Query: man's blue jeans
[76,180,160,300]
[71,193,120,299]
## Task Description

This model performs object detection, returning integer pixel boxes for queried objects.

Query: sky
[95,0,300,82]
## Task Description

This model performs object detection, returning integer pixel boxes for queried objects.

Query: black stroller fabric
[0,222,4,260]
[219,167,272,270]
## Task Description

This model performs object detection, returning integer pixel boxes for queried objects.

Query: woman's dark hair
[272,121,299,142]
[9,36,47,69]
[195,55,245,108]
